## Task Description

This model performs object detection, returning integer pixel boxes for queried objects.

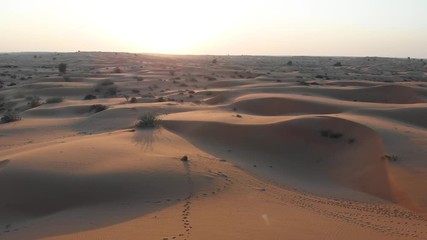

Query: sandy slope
[0,52,427,239]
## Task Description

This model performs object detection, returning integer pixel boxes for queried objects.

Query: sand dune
[1,53,426,239]
[305,84,427,104]
[232,94,343,115]
[361,106,427,129]
[163,116,394,201]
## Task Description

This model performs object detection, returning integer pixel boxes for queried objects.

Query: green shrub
[135,113,159,129]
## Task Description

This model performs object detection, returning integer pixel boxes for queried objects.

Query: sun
[83,0,233,54]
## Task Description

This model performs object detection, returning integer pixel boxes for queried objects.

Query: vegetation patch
[58,63,67,73]
[382,154,399,162]
[89,104,108,113]
[1,111,21,123]
[27,96,42,108]
[135,113,160,129]
[320,130,343,139]
[83,94,97,100]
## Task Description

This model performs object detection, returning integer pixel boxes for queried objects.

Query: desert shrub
[113,67,122,73]
[46,97,63,104]
[89,104,107,113]
[83,94,97,100]
[104,86,117,97]
[135,113,159,129]
[205,76,217,81]
[131,89,140,93]
[320,130,343,139]
[130,97,137,103]
[58,63,67,73]
[383,154,399,162]
[98,79,114,86]
[287,61,293,66]
[329,132,343,139]
[298,81,310,86]
[134,76,144,81]
[1,111,21,123]
[27,96,42,108]
[95,80,117,97]
[333,62,342,67]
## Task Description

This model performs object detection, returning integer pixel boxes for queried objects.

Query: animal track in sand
[244,176,427,239]
[160,158,233,240]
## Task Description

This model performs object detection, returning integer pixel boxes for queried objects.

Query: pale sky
[1,0,426,57]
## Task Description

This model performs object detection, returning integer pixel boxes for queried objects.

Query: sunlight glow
[78,0,243,53]
[1,0,427,57]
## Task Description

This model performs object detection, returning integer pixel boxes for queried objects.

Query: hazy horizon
[2,0,426,58]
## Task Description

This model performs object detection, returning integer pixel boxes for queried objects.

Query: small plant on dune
[1,111,21,123]
[329,132,343,139]
[27,96,42,108]
[104,86,118,97]
[98,79,114,86]
[320,130,343,139]
[89,104,108,113]
[382,154,399,162]
[135,113,160,129]
[113,67,122,73]
[46,97,63,104]
[58,63,67,73]
[298,80,310,86]
[333,62,342,67]
[83,94,97,100]
[130,97,137,103]
[287,60,293,66]
[134,76,144,82]
[95,80,117,97]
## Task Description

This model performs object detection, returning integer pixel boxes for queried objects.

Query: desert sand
[0,52,426,239]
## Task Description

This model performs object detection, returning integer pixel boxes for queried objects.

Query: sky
[1,0,426,58]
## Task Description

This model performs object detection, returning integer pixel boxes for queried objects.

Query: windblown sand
[0,52,426,239]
